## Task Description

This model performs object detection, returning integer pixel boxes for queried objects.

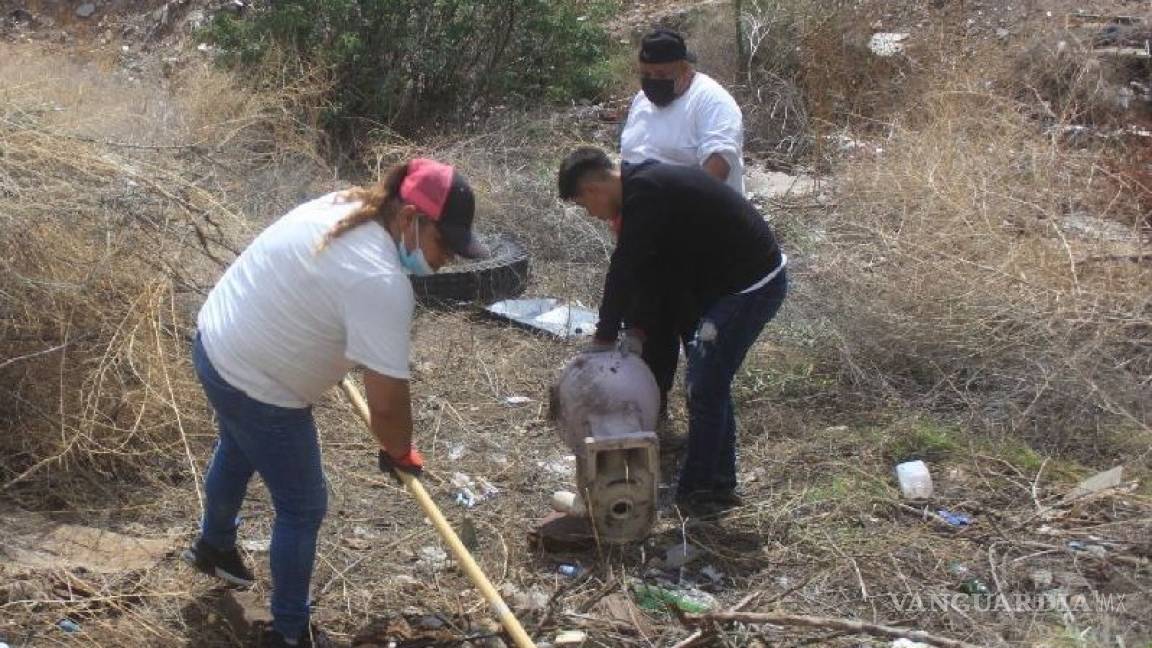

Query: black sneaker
[181,538,255,587]
[674,490,744,519]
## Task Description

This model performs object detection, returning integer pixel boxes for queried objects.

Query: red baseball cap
[399,159,488,259]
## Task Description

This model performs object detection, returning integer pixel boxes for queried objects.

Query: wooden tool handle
[338,378,536,648]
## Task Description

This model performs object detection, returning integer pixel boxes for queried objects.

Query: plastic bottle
[895,460,934,499]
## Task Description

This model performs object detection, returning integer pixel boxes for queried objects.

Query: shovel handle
[338,378,536,648]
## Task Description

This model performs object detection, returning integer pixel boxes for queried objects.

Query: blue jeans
[193,335,327,640]
[678,270,788,495]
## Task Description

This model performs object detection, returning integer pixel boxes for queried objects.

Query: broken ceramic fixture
[549,350,660,543]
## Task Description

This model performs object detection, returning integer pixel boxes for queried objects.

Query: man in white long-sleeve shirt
[620,28,745,194]
[619,28,747,410]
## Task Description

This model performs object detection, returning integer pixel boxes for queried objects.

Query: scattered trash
[1067,541,1108,558]
[500,584,550,612]
[416,546,450,571]
[0,641,10,648]
[700,565,724,583]
[240,538,270,553]
[947,563,989,595]
[935,509,972,528]
[485,298,597,338]
[632,582,716,614]
[661,543,701,570]
[1064,466,1125,501]
[504,395,532,406]
[353,525,379,539]
[557,563,583,577]
[895,460,934,499]
[450,472,500,508]
[551,490,586,515]
[868,32,909,57]
[447,443,467,461]
[57,619,80,633]
[537,455,577,478]
[555,629,587,645]
[891,639,931,648]
[1029,569,1054,590]
[75,3,97,18]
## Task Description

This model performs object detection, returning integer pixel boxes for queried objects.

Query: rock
[75,3,97,18]
[1064,466,1125,501]
[745,168,818,199]
[220,590,271,639]
[594,593,655,636]
[1,513,169,574]
[528,511,597,552]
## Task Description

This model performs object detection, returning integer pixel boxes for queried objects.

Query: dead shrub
[727,0,912,164]
[798,80,1152,457]
[0,47,328,496]
[1010,34,1137,126]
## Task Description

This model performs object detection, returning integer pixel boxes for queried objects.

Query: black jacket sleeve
[594,181,665,341]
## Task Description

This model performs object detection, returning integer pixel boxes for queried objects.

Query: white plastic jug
[895,460,934,499]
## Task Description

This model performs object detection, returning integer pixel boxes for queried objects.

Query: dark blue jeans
[678,270,787,496]
[193,335,327,640]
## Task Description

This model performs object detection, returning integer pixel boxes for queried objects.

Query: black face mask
[641,77,677,107]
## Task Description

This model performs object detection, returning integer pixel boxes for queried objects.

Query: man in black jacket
[557,147,788,513]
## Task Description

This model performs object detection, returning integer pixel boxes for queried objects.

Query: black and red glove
[378,447,424,481]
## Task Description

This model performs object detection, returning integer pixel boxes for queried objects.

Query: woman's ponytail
[316,162,409,252]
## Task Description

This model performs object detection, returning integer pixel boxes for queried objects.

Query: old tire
[410,233,530,306]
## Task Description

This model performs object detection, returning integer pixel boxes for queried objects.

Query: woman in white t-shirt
[182,159,486,648]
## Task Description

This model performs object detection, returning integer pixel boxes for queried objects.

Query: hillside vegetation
[1,1,1150,646]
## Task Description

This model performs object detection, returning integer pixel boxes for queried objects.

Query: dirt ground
[2,0,1151,647]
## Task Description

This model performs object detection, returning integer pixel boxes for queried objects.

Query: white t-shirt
[620,72,745,194]
[197,192,414,408]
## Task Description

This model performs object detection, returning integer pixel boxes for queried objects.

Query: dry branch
[681,611,983,648]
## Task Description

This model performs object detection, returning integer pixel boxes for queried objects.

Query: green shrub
[206,0,618,141]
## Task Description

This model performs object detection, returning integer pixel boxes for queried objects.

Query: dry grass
[792,69,1152,458]
[0,43,329,494]
[3,5,1152,646]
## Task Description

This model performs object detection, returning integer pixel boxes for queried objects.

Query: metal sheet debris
[485,298,597,338]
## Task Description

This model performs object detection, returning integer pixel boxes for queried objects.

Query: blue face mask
[398,219,435,276]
